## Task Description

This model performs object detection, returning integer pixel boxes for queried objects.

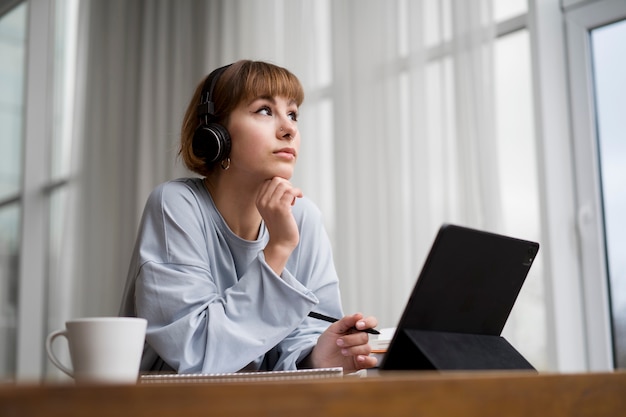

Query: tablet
[379,224,539,371]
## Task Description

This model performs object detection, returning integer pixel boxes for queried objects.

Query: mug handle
[45,329,74,377]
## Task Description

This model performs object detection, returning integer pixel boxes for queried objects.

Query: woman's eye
[256,106,272,116]
[288,112,298,122]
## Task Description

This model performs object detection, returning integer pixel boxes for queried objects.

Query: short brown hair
[180,60,305,176]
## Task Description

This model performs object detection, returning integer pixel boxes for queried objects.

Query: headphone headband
[197,64,232,122]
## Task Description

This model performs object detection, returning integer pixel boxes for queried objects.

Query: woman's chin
[271,167,294,180]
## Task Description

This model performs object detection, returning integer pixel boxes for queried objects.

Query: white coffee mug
[46,317,147,384]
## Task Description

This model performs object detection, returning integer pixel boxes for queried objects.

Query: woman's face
[226,95,300,182]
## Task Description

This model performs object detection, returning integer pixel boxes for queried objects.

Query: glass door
[567,0,626,370]
[590,18,626,368]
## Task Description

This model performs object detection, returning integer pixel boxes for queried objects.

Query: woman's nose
[278,120,296,140]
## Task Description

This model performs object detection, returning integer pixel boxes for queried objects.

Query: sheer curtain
[328,0,499,328]
[59,0,214,323]
[55,0,522,375]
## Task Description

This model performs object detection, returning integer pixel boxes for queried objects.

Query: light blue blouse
[119,178,343,373]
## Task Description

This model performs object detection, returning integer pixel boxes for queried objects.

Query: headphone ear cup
[192,123,232,165]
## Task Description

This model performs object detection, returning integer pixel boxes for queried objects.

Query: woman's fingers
[257,177,302,209]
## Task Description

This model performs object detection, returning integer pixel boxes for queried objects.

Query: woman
[119,60,378,374]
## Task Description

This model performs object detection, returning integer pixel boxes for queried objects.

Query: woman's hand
[309,313,378,373]
[257,177,303,275]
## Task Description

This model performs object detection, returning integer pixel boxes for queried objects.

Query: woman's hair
[180,60,305,176]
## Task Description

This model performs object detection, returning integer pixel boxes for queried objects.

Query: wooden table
[1,370,625,417]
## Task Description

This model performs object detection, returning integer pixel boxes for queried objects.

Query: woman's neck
[204,175,263,241]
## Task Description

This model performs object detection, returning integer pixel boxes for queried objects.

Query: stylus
[308,311,380,335]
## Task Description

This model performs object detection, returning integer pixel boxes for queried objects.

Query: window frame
[565,0,626,370]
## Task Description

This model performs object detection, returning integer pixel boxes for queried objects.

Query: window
[0,0,26,381]
[494,27,545,369]
[0,0,79,381]
[590,18,626,368]
[567,0,626,370]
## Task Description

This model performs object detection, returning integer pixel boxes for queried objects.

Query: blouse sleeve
[130,181,322,374]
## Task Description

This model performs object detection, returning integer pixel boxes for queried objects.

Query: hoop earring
[220,157,231,170]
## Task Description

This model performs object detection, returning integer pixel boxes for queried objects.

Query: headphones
[192,64,232,167]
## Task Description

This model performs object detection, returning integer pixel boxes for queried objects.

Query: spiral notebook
[139,367,344,384]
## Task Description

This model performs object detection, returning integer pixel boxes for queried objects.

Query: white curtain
[54,0,510,374]
[327,0,499,329]
[61,0,214,321]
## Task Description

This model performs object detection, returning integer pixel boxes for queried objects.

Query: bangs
[216,61,304,117]
[241,63,305,106]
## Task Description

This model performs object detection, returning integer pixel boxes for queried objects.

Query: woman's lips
[274,148,297,159]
